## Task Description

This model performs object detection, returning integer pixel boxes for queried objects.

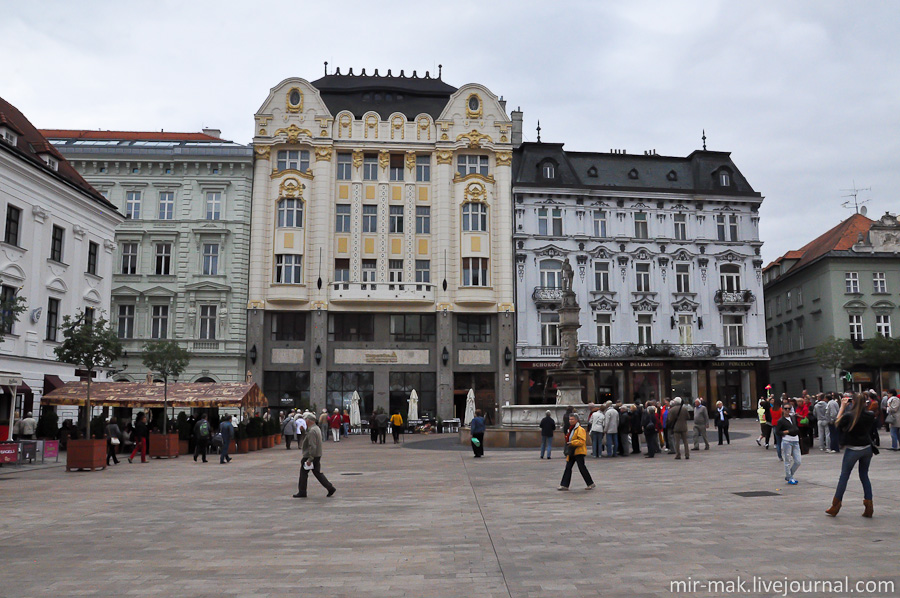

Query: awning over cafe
[40,382,268,410]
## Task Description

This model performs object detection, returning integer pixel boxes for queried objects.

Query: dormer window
[0,126,17,146]
[41,154,59,171]
[720,172,731,186]
[540,160,556,180]
[587,166,598,178]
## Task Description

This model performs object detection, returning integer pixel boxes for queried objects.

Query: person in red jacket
[796,397,813,450]
[328,408,342,442]
[770,397,783,461]
[341,409,351,437]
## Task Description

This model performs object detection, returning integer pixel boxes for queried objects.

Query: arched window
[277,198,303,228]
[719,264,742,292]
[462,202,488,232]
[539,259,563,288]
[542,162,555,180]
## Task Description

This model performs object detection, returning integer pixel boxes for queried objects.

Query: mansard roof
[512,142,761,198]
[310,69,457,120]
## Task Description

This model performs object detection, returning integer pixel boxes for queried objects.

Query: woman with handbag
[106,416,122,466]
[558,413,594,491]
[825,393,878,518]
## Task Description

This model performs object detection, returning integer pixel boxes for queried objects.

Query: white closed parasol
[464,388,476,426]
[350,391,361,427]
[408,389,419,421]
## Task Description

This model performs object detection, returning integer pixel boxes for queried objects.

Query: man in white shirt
[588,405,604,458]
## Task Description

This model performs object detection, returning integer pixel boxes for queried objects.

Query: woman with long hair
[756,398,771,448]
[128,412,149,464]
[825,393,877,518]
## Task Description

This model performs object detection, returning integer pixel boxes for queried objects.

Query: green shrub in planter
[37,409,59,439]
[247,416,265,438]
[90,415,106,439]
[235,422,248,441]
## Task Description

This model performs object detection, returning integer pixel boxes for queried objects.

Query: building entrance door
[454,372,496,425]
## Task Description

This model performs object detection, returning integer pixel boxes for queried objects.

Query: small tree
[141,340,191,435]
[815,336,858,391]
[54,311,123,439]
[860,334,900,394]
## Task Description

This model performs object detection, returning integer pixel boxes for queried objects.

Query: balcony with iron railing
[532,286,565,307]
[329,281,435,303]
[714,289,756,311]
[519,343,768,361]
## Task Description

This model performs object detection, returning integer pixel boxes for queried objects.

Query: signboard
[0,374,22,387]
[0,443,17,464]
[852,372,872,383]
[43,440,59,459]
[710,361,757,368]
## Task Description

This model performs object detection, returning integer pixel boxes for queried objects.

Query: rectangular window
[151,305,169,339]
[716,215,726,241]
[328,313,375,342]
[362,205,377,233]
[388,259,403,289]
[723,315,744,347]
[458,314,492,343]
[389,154,404,181]
[635,262,651,292]
[637,314,652,345]
[849,314,863,341]
[389,205,404,233]
[4,205,21,246]
[277,198,303,228]
[874,272,887,293]
[786,290,792,310]
[678,314,693,344]
[796,287,803,306]
[202,243,219,275]
[275,254,303,284]
[155,243,172,275]
[729,215,738,241]
[462,202,488,232]
[674,213,687,240]
[363,154,378,181]
[0,285,17,334]
[593,211,607,238]
[594,262,610,292]
[550,208,563,236]
[457,154,489,176]
[596,314,611,346]
[716,214,739,241]
[199,305,217,340]
[271,312,307,341]
[361,259,377,289]
[416,155,430,182]
[125,191,141,220]
[845,272,859,293]
[83,306,95,327]
[276,149,310,172]
[541,312,560,346]
[333,258,350,289]
[416,206,430,234]
[205,192,222,220]
[158,191,174,220]
[117,304,134,339]
[336,153,352,180]
[798,321,804,349]
[86,241,99,275]
[335,204,351,233]
[462,257,489,287]
[390,314,436,342]
[876,314,892,337]
[634,212,648,239]
[121,242,138,274]
[415,260,430,288]
[675,263,690,293]
[50,225,64,262]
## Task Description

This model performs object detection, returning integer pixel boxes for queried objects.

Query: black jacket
[641,411,657,433]
[539,416,556,437]
[630,406,643,434]
[837,410,876,446]
[713,408,731,428]
[775,414,800,437]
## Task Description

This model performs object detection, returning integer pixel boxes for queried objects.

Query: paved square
[1,420,897,597]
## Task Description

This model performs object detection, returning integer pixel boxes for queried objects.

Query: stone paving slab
[1,421,898,597]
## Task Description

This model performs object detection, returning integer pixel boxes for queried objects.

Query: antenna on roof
[841,181,871,214]
[536,120,541,143]
[701,129,707,151]
[324,61,328,75]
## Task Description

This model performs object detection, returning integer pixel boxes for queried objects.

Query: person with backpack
[193,412,212,463]
[826,393,878,517]
[218,414,234,464]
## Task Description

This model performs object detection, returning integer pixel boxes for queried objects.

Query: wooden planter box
[178,440,190,455]
[237,438,249,453]
[66,439,107,472]
[149,433,180,458]
[229,439,237,454]
[263,435,274,449]
[248,437,258,451]
[275,434,282,445]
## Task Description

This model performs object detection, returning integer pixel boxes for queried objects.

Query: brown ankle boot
[825,497,841,517]
[862,499,873,518]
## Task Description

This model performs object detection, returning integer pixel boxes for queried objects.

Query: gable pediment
[185,281,231,292]
[144,285,178,298]
[112,285,143,297]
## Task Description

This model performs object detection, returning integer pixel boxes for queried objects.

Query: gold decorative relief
[315,147,333,162]
[364,114,379,139]
[352,150,364,169]
[497,303,515,313]
[390,115,405,139]
[405,151,417,171]
[286,87,304,113]
[453,172,495,184]
[338,114,352,139]
[279,177,304,198]
[320,129,328,136]
[465,93,483,119]
[254,145,271,159]
[378,150,389,170]
[457,129,493,148]
[259,128,267,135]
[417,117,431,140]
[271,168,314,181]
[436,150,453,165]
[464,181,487,203]
[495,151,512,167]
[274,124,312,143]
[248,300,265,309]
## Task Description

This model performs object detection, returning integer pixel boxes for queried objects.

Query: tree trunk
[162,377,168,435]
[85,376,92,439]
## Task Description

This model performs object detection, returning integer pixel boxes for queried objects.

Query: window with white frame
[719,264,742,292]
[537,207,562,236]
[205,192,222,220]
[876,314,892,337]
[542,162,556,179]
[389,205,404,233]
[596,314,611,346]
[541,312,560,346]
[637,314,652,344]
[594,262,610,292]
[45,298,60,340]
[845,272,859,293]
[151,304,169,339]
[362,205,377,233]
[720,171,731,186]
[202,243,219,275]
[675,263,691,293]
[0,285,16,335]
[415,260,430,289]
[363,154,378,181]
[276,149,310,172]
[462,257,489,287]
[539,259,562,288]
[678,314,693,344]
[121,242,138,275]
[388,259,403,289]
[462,202,488,232]
[277,198,303,228]
[798,320,804,348]
[849,314,863,341]
[723,314,744,347]
[634,212,648,239]
[457,154,489,176]
[50,225,64,262]
[873,272,887,293]
[275,254,303,284]
[335,204,351,232]
[158,191,174,220]
[199,305,217,340]
[361,259,377,289]
[125,191,141,220]
[593,211,607,237]
[716,214,738,241]
[117,304,135,339]
[333,258,350,288]
[416,155,430,182]
[336,153,352,180]
[155,243,172,275]
[389,154,404,181]
[635,262,651,292]
[786,290,792,310]
[674,213,687,241]
[416,206,430,234]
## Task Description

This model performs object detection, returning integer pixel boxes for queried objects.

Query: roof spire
[702,129,707,151]
[536,120,541,143]
[324,61,328,76]
[438,64,442,79]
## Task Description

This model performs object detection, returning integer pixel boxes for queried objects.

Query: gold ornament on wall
[436,150,453,165]
[378,150,389,170]
[254,145,271,159]
[495,151,512,167]
[405,151,417,171]
[465,93,483,119]
[417,117,431,140]
[274,124,312,144]
[391,115,405,139]
[338,114,353,139]
[464,181,487,203]
[315,147,333,162]
[286,87,304,113]
[279,177,304,199]
[259,128,267,136]
[457,129,493,148]
[352,150,364,169]
[364,114,379,139]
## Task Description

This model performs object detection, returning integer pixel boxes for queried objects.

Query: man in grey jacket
[826,394,841,453]
[813,397,830,451]
[294,413,336,499]
[603,401,619,457]
[668,397,690,459]
[692,398,710,450]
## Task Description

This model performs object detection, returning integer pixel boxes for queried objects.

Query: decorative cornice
[456,129,493,148]
[314,147,333,162]
[453,172,495,185]
[271,168,313,180]
[274,124,313,143]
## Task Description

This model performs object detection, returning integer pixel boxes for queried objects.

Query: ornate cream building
[248,68,515,421]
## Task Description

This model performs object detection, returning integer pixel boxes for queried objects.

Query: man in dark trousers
[539,410,555,459]
[193,412,212,463]
[294,412,336,498]
[219,414,234,464]
[470,409,486,458]
[714,401,731,445]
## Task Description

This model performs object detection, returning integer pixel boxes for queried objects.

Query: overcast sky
[3,0,897,264]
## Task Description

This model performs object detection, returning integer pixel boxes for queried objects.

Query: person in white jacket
[603,401,619,457]
[588,405,605,458]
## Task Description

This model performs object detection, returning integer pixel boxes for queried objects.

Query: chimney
[498,95,507,114]
[202,128,221,139]
[511,108,524,148]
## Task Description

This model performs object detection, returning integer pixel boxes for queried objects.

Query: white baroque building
[248,68,515,421]
[513,141,768,415]
[0,97,124,439]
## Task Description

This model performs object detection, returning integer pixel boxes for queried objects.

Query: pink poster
[0,443,17,464]
[43,440,59,459]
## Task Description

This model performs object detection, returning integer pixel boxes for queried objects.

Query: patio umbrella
[464,388,476,426]
[350,391,361,427]
[408,389,419,421]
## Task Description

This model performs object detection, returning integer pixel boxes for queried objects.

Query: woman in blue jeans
[826,393,876,518]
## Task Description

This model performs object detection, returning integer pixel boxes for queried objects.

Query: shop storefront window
[326,371,374,415]
[264,371,310,410]
[389,372,436,418]
[631,371,661,403]
[671,370,698,401]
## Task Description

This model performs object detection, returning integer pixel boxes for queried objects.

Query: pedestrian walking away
[776,406,802,484]
[470,409,486,458]
[539,410,555,459]
[219,414,234,464]
[558,413,594,491]
[282,412,296,449]
[390,411,404,444]
[294,413,336,499]
[826,393,878,517]
[668,397,690,459]
[106,417,122,466]
[193,412,212,462]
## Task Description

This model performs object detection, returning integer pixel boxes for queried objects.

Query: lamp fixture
[670,316,676,330]
[314,345,322,365]
[504,346,512,366]
[441,346,449,366]
[249,344,257,364]
[698,316,704,330]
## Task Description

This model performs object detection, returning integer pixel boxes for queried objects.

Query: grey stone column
[437,311,454,419]
[310,309,328,410]
[247,308,264,387]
